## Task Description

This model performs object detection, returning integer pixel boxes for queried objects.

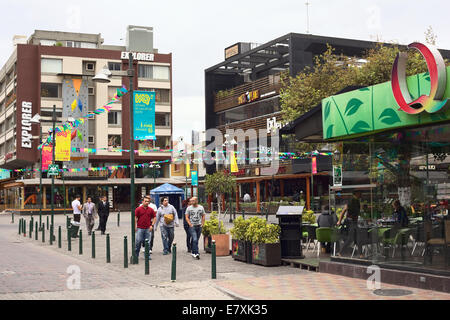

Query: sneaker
[163,252,169,255]
[191,253,196,259]
[149,250,152,254]
[187,249,192,253]
[196,254,200,260]
[141,248,146,253]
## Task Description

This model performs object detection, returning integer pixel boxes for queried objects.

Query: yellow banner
[230,151,239,173]
[186,162,190,177]
[55,129,71,161]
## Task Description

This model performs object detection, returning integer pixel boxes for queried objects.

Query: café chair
[315,227,339,257]
[424,220,450,266]
[382,228,413,258]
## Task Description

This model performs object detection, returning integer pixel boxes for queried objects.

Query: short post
[67,227,71,251]
[117,210,120,227]
[124,236,128,268]
[39,213,42,228]
[66,216,70,229]
[30,216,34,232]
[29,220,32,238]
[212,240,217,279]
[49,224,53,245]
[11,212,14,223]
[79,230,83,255]
[18,218,21,235]
[46,216,49,230]
[144,239,150,275]
[41,223,45,243]
[35,222,38,241]
[58,226,62,248]
[242,209,245,219]
[91,231,96,259]
[171,242,177,282]
[23,219,26,236]
[106,234,111,263]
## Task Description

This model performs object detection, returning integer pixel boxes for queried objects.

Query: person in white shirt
[72,195,82,222]
[243,193,251,203]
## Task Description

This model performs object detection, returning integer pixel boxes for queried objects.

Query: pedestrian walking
[140,195,158,254]
[181,198,192,253]
[336,190,362,258]
[82,196,98,236]
[70,195,82,238]
[185,197,206,260]
[154,197,179,255]
[97,195,110,235]
[135,196,156,259]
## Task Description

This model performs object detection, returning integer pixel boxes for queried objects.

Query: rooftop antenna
[305,1,310,34]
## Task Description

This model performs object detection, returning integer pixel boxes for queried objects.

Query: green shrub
[245,217,280,244]
[202,211,227,237]
[302,210,316,224]
[230,216,251,241]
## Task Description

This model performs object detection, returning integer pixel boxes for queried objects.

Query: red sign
[312,157,317,174]
[42,145,53,171]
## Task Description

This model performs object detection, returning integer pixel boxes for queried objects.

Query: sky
[1,0,450,141]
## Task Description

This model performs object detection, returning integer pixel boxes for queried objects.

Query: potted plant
[230,216,251,262]
[201,211,229,256]
[302,209,316,224]
[246,217,281,266]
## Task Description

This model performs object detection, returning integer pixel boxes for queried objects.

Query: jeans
[141,227,154,250]
[189,225,202,255]
[161,225,174,254]
[184,224,192,252]
[135,228,151,258]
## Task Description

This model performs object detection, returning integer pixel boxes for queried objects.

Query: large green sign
[322,66,450,140]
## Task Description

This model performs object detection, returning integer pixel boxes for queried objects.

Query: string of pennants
[38,86,129,149]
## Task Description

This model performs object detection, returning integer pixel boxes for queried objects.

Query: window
[138,65,170,80]
[66,41,81,48]
[155,113,170,127]
[80,42,97,49]
[40,39,56,46]
[139,88,170,103]
[174,164,181,172]
[108,135,121,148]
[41,83,60,98]
[108,62,121,71]
[88,87,95,95]
[86,62,95,71]
[88,136,95,144]
[138,65,153,79]
[41,59,62,73]
[155,136,170,149]
[153,66,170,80]
[108,111,121,126]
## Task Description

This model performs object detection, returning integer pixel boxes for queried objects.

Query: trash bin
[276,206,304,259]
[69,220,81,238]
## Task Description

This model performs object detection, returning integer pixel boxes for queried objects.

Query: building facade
[0,27,174,211]
[204,33,400,212]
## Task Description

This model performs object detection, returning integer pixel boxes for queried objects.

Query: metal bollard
[124,236,128,268]
[29,220,32,238]
[66,216,70,229]
[212,240,217,279]
[41,223,45,243]
[144,239,150,275]
[18,218,21,235]
[58,226,62,248]
[23,219,26,237]
[11,212,14,224]
[91,231,95,259]
[171,242,177,282]
[30,217,34,233]
[117,210,120,227]
[35,222,38,241]
[79,230,83,255]
[46,216,49,230]
[67,228,71,251]
[242,209,245,219]
[39,213,42,228]
[106,234,111,263]
[50,225,53,245]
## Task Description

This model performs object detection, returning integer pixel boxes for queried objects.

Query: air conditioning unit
[88,136,95,144]
[243,73,251,83]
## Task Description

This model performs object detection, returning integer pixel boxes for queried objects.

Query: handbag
[164,213,174,225]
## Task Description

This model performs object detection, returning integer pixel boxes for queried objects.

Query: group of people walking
[71,194,110,236]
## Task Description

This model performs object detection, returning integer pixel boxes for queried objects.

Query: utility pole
[51,104,56,227]
[306,1,310,34]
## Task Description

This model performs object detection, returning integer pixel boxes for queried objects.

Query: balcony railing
[214,73,282,112]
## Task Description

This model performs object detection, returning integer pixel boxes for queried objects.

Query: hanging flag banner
[333,165,342,187]
[42,145,53,171]
[55,129,71,161]
[191,171,198,186]
[133,90,156,140]
[312,156,317,174]
[186,161,190,177]
[230,151,239,173]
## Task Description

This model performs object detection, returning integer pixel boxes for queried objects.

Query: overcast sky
[1,0,450,141]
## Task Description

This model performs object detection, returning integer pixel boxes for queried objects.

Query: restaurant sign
[238,90,259,105]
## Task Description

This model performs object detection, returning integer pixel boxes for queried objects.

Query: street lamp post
[93,53,136,264]
[62,164,67,215]
[30,115,43,226]
[51,104,56,227]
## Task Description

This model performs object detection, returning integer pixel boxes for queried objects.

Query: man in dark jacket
[317,205,337,253]
[97,195,110,235]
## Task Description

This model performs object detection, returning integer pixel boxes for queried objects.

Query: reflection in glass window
[41,83,60,98]
[41,59,62,73]
[108,135,121,148]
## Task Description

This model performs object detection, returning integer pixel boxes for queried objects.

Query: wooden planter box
[251,242,281,266]
[232,239,253,263]
[204,234,230,256]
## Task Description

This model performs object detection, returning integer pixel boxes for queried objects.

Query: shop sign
[392,42,447,114]
[419,165,436,170]
[266,117,286,133]
[121,51,154,61]
[191,171,198,186]
[238,90,259,105]
[225,44,239,59]
[48,164,59,176]
[312,156,317,174]
[333,165,342,187]
[21,101,33,149]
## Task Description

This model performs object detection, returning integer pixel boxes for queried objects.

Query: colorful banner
[186,162,190,177]
[55,129,71,161]
[42,145,53,171]
[333,165,342,187]
[230,151,239,173]
[191,171,198,186]
[133,90,156,140]
[311,156,317,174]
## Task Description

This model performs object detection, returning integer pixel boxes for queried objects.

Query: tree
[205,171,236,221]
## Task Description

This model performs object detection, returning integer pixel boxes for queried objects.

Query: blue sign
[133,91,156,140]
[191,171,198,186]
[0,169,10,180]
